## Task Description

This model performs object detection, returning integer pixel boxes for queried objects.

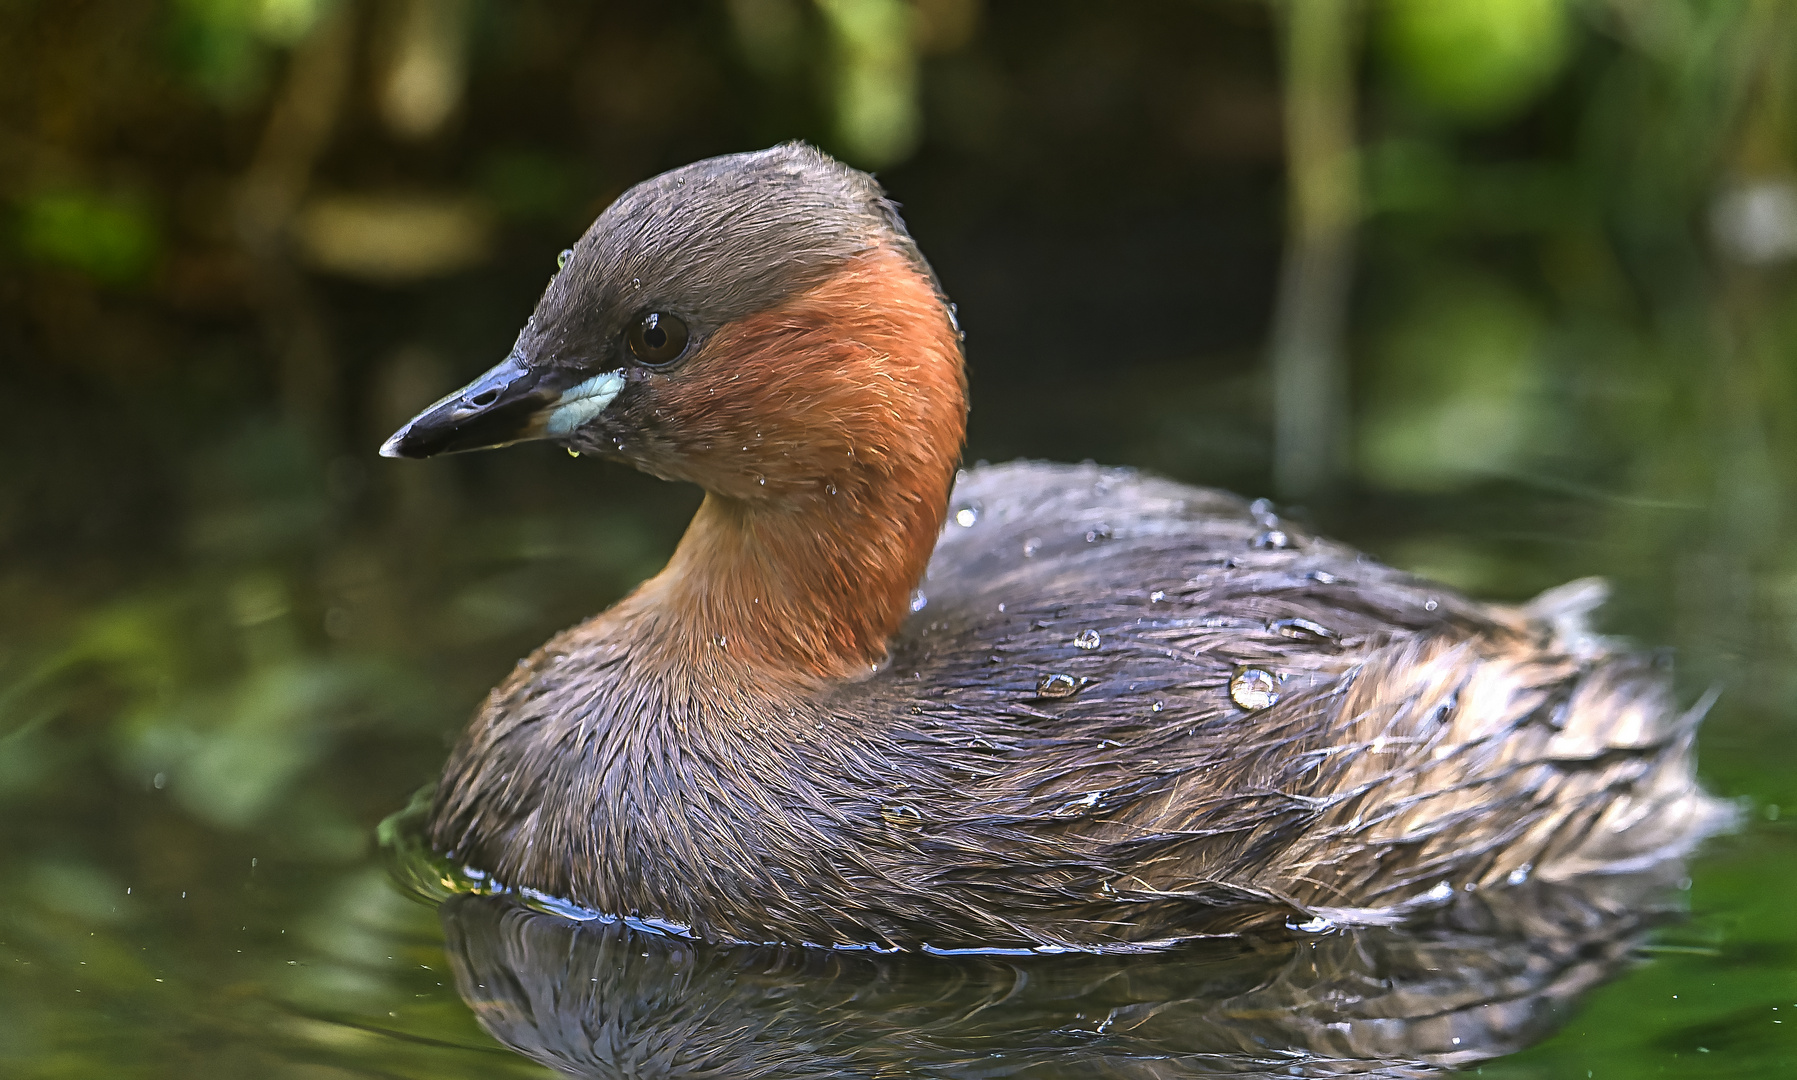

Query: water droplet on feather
[909,591,927,612]
[1023,537,1042,557]
[557,249,573,270]
[1252,529,1290,550]
[882,805,923,830]
[1229,667,1279,711]
[1034,673,1084,699]
[1054,790,1104,817]
[954,505,979,527]
[1085,523,1113,543]
[1072,629,1101,650]
[1270,618,1334,644]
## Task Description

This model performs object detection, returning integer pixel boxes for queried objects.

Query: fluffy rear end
[1281,580,1732,923]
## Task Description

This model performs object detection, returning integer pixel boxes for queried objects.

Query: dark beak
[379,356,562,459]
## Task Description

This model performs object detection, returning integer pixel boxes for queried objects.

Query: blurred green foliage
[816,0,921,166]
[1378,0,1572,122]
[16,191,160,285]
[168,0,334,103]
[1358,270,1551,490]
[2,0,1796,1076]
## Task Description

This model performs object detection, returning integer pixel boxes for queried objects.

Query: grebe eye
[627,312,690,364]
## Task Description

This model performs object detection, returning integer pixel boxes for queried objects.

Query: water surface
[3,466,1794,1077]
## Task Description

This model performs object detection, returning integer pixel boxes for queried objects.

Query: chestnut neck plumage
[621,244,966,683]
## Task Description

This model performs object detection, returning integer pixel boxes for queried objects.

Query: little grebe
[383,143,1726,952]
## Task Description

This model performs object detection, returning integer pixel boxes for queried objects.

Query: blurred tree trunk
[1269,0,1361,502]
[235,1,358,443]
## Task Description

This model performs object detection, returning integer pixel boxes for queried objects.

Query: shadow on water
[436,867,1688,1079]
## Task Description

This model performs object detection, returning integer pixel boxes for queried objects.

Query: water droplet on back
[1054,790,1104,817]
[557,249,573,270]
[1251,529,1290,550]
[1023,537,1042,557]
[1229,667,1279,711]
[909,590,927,612]
[1085,523,1113,543]
[1270,617,1335,644]
[1149,590,1165,603]
[1072,629,1101,650]
[1034,673,1083,699]
[954,505,979,527]
[882,804,924,830]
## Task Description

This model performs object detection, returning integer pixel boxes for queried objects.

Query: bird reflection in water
[436,862,1689,1079]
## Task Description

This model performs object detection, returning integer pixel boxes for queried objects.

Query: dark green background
[2,0,1793,1075]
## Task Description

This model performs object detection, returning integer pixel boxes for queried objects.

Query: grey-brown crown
[521,143,921,371]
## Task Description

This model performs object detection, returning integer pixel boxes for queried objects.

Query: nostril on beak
[467,388,501,408]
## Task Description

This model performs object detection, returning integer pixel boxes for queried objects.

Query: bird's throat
[644,493,929,679]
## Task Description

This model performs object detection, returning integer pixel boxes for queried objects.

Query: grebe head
[380,143,965,507]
